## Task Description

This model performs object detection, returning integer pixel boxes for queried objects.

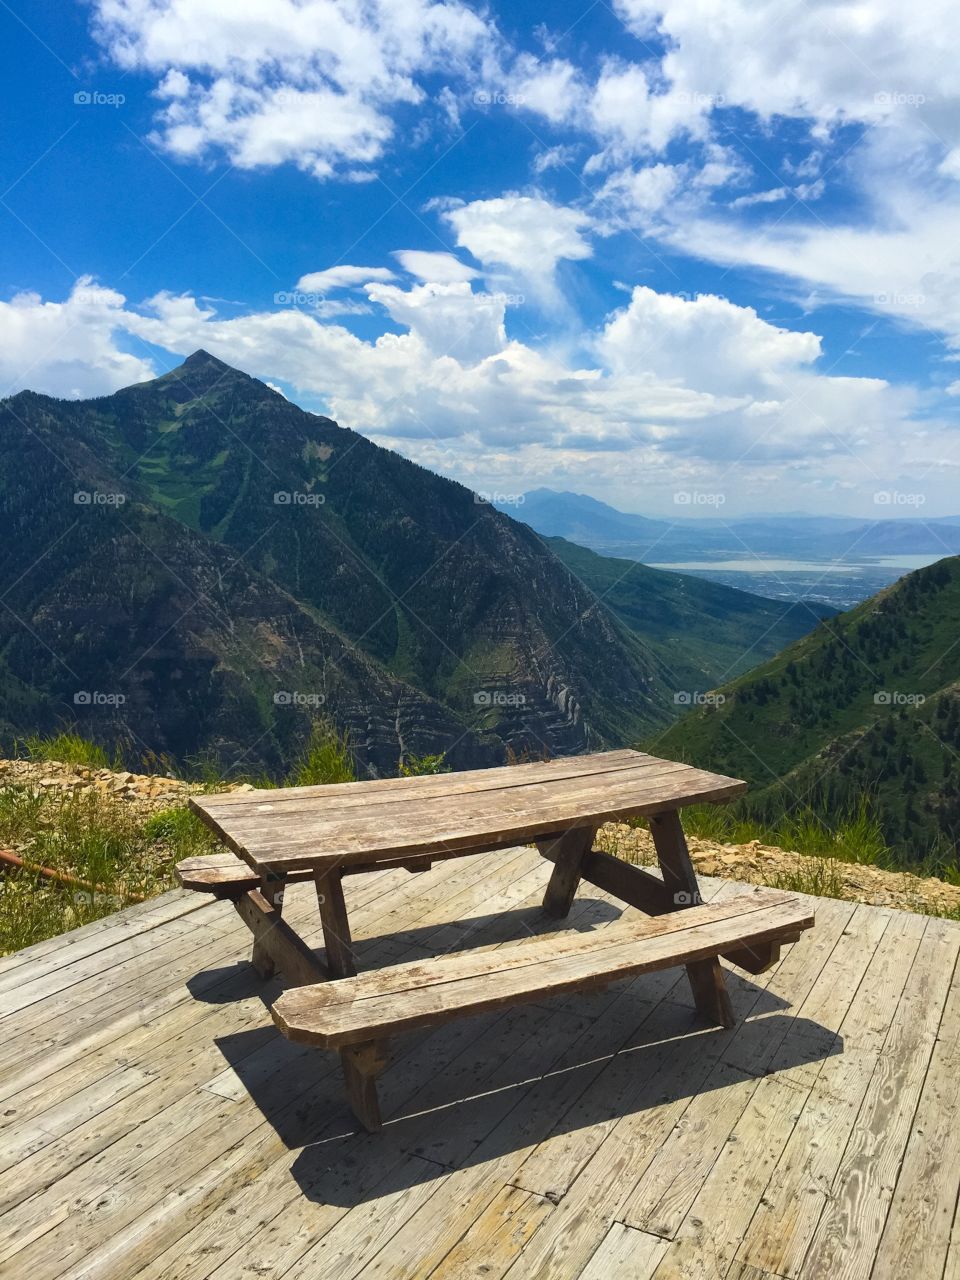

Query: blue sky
[2,0,960,516]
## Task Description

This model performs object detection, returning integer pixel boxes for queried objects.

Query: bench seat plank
[175,854,316,897]
[272,889,814,1048]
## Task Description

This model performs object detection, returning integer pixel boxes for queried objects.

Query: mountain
[0,353,683,773]
[510,488,671,544]
[506,488,960,562]
[655,557,960,865]
[545,537,836,688]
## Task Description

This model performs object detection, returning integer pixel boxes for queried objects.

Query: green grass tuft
[676,796,889,867]
[288,721,355,787]
[19,731,115,770]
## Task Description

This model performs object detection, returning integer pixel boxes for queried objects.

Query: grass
[17,731,117,770]
[288,722,356,786]
[0,788,218,955]
[675,796,889,867]
[0,720,359,953]
[620,794,960,916]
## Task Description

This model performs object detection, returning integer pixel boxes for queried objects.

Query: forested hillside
[656,558,960,865]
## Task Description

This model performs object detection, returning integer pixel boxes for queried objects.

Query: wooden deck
[1,845,958,1280]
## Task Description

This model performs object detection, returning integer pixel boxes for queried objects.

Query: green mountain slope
[0,393,502,774]
[0,353,685,768]
[655,557,960,864]
[545,537,834,689]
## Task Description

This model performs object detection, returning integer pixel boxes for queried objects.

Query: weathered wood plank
[195,750,658,817]
[579,1222,669,1279]
[195,762,746,874]
[0,854,554,1271]
[315,868,357,978]
[539,826,597,918]
[649,809,734,1029]
[760,916,959,1279]
[0,889,209,985]
[6,836,957,1280]
[273,895,813,1047]
[233,889,328,987]
[273,890,797,1011]
[642,891,885,1242]
[503,896,855,1275]
[871,951,960,1280]
[430,1184,556,1280]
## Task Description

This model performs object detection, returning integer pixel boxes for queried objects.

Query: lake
[646,554,946,609]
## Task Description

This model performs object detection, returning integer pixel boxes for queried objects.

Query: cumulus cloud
[598,288,821,397]
[0,277,948,513]
[0,280,155,398]
[364,281,506,362]
[90,0,499,178]
[440,195,593,300]
[595,164,681,221]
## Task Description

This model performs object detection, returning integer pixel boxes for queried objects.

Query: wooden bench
[179,750,816,1132]
[272,888,813,1129]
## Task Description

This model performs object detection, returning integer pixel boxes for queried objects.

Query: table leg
[649,810,735,1029]
[341,1041,389,1131]
[538,826,598,918]
[250,873,287,979]
[315,867,357,978]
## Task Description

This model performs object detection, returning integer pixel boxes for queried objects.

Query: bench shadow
[215,1004,838,1208]
[203,919,838,1209]
[185,896,624,1006]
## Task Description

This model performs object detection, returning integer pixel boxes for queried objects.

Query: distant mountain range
[0,352,828,776]
[504,488,960,562]
[656,557,960,865]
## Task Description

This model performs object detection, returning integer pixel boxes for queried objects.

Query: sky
[2,0,960,517]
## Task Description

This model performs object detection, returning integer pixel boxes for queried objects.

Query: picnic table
[179,749,814,1130]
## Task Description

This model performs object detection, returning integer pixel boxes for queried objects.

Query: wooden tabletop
[190,750,746,876]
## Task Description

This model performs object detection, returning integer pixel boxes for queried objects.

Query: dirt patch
[597,822,960,917]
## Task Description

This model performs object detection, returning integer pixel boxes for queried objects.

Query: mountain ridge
[655,556,960,865]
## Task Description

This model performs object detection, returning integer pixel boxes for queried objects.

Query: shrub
[288,721,355,786]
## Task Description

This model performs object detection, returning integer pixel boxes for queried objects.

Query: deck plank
[0,852,540,1235]
[871,960,960,1280]
[795,917,960,1280]
[649,906,925,1280]
[0,849,956,1280]
[621,900,902,1241]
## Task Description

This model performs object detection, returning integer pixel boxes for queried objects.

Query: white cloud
[91,0,499,178]
[512,56,580,125]
[0,279,155,399]
[440,195,593,299]
[598,287,821,397]
[656,200,960,349]
[392,250,479,283]
[532,144,580,175]
[730,187,789,210]
[1,278,948,514]
[596,164,681,219]
[587,63,712,161]
[364,281,506,362]
[296,266,396,293]
[613,0,960,134]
